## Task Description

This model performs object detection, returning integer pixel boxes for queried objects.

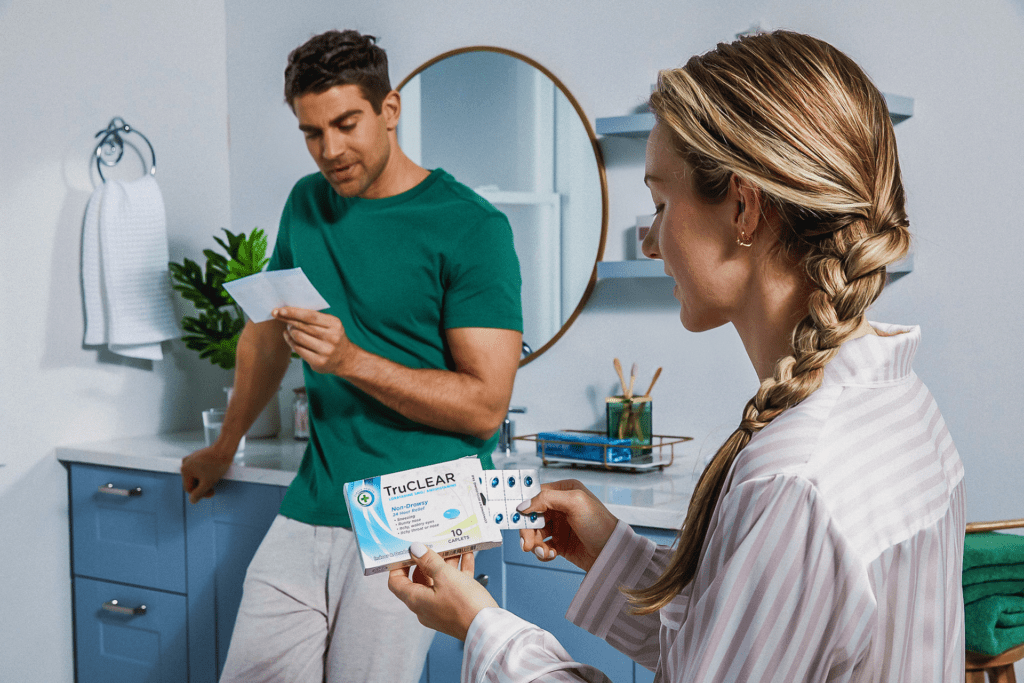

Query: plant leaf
[226,227,269,283]
[169,256,231,311]
[179,309,244,369]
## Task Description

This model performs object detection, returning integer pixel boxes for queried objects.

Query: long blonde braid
[627,31,911,613]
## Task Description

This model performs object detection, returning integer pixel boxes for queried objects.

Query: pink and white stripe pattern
[463,323,966,682]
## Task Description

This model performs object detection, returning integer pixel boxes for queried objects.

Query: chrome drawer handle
[103,599,147,616]
[98,483,143,497]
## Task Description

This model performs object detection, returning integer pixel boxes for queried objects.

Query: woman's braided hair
[627,30,911,613]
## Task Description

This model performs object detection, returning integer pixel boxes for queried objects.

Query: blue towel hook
[94,117,156,182]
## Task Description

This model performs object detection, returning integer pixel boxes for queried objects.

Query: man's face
[294,84,395,199]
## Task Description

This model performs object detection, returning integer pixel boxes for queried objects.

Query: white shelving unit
[475,189,561,208]
[596,92,915,282]
[596,92,914,137]
[595,112,656,138]
[596,260,664,279]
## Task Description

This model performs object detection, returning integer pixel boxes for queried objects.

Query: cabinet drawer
[70,463,186,592]
[73,575,188,683]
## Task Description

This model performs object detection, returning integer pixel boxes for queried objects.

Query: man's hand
[273,307,354,376]
[388,545,498,641]
[180,446,234,504]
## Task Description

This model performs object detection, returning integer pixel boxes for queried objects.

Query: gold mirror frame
[397,46,609,367]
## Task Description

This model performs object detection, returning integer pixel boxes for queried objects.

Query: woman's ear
[730,175,764,245]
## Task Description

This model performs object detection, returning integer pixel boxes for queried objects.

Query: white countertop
[56,432,704,530]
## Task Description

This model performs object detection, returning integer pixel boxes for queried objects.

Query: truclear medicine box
[343,457,502,576]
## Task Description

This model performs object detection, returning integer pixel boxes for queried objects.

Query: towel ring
[94,117,156,182]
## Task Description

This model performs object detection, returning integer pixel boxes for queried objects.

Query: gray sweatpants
[220,515,435,683]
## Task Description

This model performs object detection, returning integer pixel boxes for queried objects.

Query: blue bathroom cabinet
[69,464,192,683]
[67,462,674,683]
[68,462,283,683]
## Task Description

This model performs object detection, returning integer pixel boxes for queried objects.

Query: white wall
[3,0,1022,679]
[0,0,232,679]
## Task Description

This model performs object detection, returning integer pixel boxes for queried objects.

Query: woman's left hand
[388,543,499,641]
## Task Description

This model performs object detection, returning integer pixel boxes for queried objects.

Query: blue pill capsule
[524,476,533,487]
[495,513,504,524]
[530,512,538,523]
[512,512,521,523]
[508,476,516,488]
[491,477,499,487]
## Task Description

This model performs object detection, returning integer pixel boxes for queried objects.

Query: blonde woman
[389,31,965,682]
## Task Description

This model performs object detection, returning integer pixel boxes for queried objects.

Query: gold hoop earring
[737,231,753,248]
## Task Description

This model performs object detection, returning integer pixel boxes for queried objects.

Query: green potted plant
[169,228,281,437]
[169,228,268,369]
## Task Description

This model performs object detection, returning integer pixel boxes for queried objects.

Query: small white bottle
[293,387,309,440]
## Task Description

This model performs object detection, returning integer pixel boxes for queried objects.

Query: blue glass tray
[535,431,635,463]
[518,431,694,472]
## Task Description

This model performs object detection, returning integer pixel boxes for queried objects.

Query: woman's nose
[641,225,661,260]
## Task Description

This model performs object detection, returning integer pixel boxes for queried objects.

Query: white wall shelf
[596,92,913,138]
[599,253,914,282]
[886,253,914,282]
[595,112,656,138]
[883,93,914,124]
[597,260,664,278]
[474,189,561,207]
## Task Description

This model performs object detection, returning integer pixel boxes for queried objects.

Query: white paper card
[222,267,330,322]
[477,469,545,529]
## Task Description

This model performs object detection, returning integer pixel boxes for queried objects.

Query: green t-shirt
[268,169,523,527]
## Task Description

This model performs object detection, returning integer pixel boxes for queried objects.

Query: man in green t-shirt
[180,29,523,683]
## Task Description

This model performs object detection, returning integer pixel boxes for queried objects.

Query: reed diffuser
[606,360,661,454]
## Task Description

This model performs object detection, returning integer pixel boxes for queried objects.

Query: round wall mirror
[397,47,608,366]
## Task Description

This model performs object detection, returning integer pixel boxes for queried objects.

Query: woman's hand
[518,480,619,572]
[388,544,498,641]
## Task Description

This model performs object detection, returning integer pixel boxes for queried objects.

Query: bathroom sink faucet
[499,407,526,456]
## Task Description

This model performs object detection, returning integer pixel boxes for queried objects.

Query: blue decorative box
[535,431,635,463]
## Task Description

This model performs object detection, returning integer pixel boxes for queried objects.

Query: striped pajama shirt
[463,323,966,682]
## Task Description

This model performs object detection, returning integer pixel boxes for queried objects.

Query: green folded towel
[965,594,1024,656]
[964,562,1024,587]
[965,579,1024,606]
[963,532,1024,655]
[964,531,1024,572]
[1001,607,1024,628]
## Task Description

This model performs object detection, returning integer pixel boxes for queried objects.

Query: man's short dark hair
[284,30,391,113]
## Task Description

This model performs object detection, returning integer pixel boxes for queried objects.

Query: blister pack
[477,470,545,530]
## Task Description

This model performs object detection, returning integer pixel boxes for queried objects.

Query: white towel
[82,175,180,360]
